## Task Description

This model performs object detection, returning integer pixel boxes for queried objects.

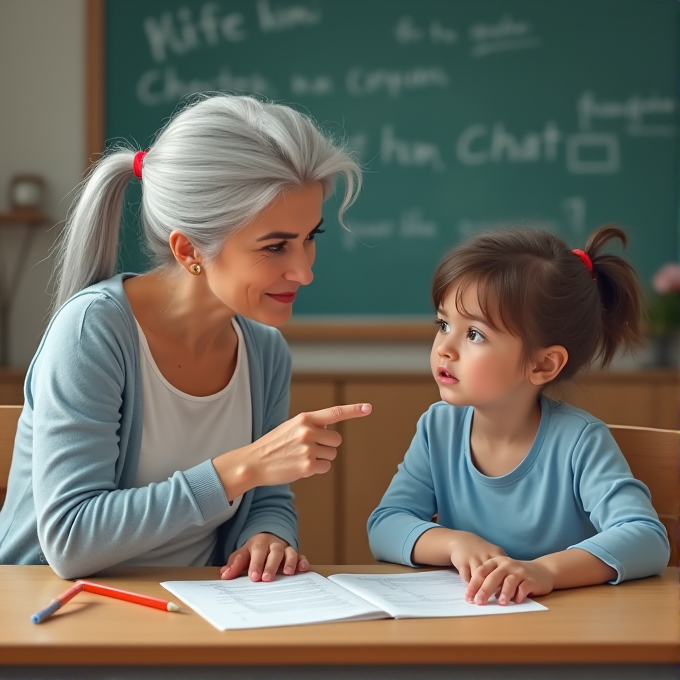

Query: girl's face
[205,182,324,327]
[430,285,531,408]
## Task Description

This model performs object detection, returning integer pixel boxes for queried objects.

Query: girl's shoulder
[418,401,471,435]
[541,396,622,461]
[542,395,607,432]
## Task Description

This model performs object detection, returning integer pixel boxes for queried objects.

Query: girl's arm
[569,422,670,583]
[463,548,617,606]
[367,408,448,566]
[535,548,617,588]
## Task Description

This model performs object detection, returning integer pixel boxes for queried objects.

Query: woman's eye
[434,318,451,334]
[306,226,326,241]
[467,328,485,343]
[265,242,287,254]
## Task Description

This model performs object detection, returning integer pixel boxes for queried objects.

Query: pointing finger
[304,403,372,426]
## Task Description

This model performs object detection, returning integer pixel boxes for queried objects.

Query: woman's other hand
[220,532,310,582]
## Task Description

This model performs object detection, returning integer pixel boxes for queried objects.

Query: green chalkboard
[105,0,679,317]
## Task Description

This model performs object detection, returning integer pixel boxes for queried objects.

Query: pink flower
[652,263,680,294]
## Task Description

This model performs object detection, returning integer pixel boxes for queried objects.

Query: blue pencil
[31,582,84,624]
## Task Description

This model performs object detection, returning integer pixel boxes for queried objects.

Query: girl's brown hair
[431,225,644,384]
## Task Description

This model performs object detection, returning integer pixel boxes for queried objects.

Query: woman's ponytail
[52,147,136,313]
[585,225,645,366]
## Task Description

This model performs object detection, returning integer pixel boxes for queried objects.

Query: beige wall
[0,0,84,367]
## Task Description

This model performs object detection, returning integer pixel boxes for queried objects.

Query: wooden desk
[1,565,677,667]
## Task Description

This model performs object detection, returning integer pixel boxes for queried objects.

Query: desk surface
[1,565,678,666]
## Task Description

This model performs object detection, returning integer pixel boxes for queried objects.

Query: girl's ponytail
[585,225,645,366]
[52,147,136,313]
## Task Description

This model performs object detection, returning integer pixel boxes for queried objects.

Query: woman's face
[205,182,324,326]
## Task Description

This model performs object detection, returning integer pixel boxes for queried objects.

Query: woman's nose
[286,253,314,286]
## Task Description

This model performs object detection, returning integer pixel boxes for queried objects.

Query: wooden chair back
[0,405,22,509]
[608,424,679,567]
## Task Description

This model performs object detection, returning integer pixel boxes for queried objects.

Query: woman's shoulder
[235,316,288,355]
[47,274,135,341]
[33,274,137,376]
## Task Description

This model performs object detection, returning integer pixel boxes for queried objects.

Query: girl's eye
[467,328,485,343]
[434,317,451,334]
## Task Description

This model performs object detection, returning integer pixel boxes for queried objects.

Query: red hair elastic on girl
[133,150,148,179]
[572,249,593,273]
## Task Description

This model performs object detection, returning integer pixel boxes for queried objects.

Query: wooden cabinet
[0,369,25,406]
[288,378,338,565]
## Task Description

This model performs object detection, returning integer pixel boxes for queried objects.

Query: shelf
[0,210,50,225]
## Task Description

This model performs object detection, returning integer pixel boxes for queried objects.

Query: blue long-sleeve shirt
[367,395,669,583]
[0,274,297,579]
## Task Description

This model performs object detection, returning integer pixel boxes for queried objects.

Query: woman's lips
[267,292,297,304]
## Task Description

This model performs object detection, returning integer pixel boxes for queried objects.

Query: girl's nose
[437,341,458,360]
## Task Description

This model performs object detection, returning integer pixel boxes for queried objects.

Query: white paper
[328,570,548,618]
[161,572,388,631]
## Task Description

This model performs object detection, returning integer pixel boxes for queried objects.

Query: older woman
[0,94,370,580]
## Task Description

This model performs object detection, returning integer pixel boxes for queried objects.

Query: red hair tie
[133,150,147,179]
[572,249,593,273]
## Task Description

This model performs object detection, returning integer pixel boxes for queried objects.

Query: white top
[123,318,251,566]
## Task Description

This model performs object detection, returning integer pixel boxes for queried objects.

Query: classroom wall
[0,0,85,368]
[0,0,672,371]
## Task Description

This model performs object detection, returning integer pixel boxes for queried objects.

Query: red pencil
[31,581,84,624]
[76,580,181,612]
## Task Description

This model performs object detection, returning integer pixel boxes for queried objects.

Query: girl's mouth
[437,368,459,385]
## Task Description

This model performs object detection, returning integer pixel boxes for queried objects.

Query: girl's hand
[220,533,310,582]
[464,556,555,605]
[448,531,507,583]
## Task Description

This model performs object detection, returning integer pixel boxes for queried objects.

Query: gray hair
[53,93,362,312]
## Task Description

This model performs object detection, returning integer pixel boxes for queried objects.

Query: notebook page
[161,572,388,630]
[328,570,548,618]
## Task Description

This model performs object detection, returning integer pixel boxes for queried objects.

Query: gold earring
[189,263,202,276]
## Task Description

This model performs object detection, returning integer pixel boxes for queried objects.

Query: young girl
[367,225,670,605]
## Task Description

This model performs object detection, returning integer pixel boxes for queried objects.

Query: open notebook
[161,570,547,631]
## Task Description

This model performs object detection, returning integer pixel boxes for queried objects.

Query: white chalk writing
[256,0,321,32]
[381,125,446,172]
[346,66,449,97]
[143,5,246,64]
[469,14,540,58]
[577,91,675,137]
[137,67,274,106]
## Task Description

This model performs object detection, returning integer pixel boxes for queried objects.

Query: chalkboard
[103,0,679,318]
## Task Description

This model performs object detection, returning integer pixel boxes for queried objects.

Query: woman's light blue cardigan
[0,274,298,579]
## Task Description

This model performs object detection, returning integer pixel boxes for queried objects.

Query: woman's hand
[448,531,507,584]
[220,533,310,582]
[213,403,372,499]
[464,556,555,605]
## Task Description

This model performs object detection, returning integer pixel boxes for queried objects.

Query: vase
[648,333,675,368]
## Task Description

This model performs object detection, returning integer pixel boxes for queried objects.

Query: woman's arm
[32,296,232,579]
